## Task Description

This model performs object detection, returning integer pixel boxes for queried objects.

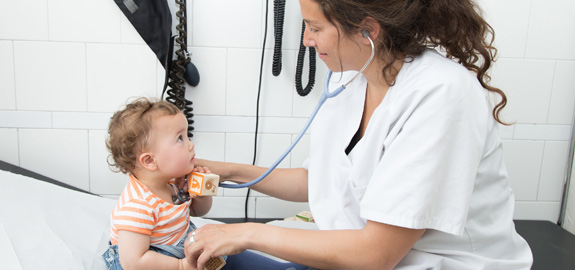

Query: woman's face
[299,0,367,72]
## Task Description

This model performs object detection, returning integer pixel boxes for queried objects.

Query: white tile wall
[226,48,275,116]
[479,0,531,58]
[498,124,515,140]
[14,41,87,111]
[292,63,329,118]
[192,132,226,162]
[206,197,256,218]
[192,0,263,48]
[548,61,575,124]
[225,133,258,164]
[513,124,571,141]
[86,43,158,112]
[515,201,561,221]
[526,0,575,60]
[19,129,90,190]
[0,0,574,223]
[52,112,111,130]
[48,0,121,43]
[290,134,310,169]
[0,41,15,110]
[186,47,228,115]
[259,49,297,117]
[223,133,291,168]
[0,128,19,166]
[490,58,555,124]
[223,184,252,198]
[254,197,310,219]
[538,141,570,201]
[88,130,128,195]
[253,133,293,168]
[0,0,48,40]
[0,111,52,128]
[503,140,545,201]
[119,12,147,45]
[262,0,304,51]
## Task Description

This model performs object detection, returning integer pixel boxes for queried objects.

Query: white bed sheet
[0,169,317,269]
[0,169,115,269]
[0,169,226,269]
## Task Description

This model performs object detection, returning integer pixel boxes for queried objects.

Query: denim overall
[102,222,197,269]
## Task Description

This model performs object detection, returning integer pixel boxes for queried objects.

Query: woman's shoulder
[388,49,489,119]
[396,49,484,98]
[405,49,474,82]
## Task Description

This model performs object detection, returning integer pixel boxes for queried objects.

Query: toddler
[102,97,213,270]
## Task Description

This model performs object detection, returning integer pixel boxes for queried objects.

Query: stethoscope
[219,29,375,189]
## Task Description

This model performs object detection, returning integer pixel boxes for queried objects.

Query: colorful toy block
[188,172,220,196]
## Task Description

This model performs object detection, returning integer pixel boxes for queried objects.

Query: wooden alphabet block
[295,211,314,222]
[188,172,220,196]
[205,256,226,270]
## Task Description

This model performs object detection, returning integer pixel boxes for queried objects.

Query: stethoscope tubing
[219,73,345,188]
[219,35,374,189]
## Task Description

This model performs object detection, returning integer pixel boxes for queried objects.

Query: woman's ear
[138,153,158,171]
[361,16,381,41]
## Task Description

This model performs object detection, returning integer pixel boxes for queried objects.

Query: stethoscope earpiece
[362,29,370,38]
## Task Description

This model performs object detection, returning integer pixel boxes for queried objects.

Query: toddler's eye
[177,135,183,142]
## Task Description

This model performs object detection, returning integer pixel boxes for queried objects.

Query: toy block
[283,211,315,223]
[283,216,300,222]
[189,172,220,196]
[205,256,226,270]
[295,211,314,222]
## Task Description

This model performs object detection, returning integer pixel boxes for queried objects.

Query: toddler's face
[147,113,195,179]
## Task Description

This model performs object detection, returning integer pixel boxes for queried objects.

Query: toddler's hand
[174,176,187,190]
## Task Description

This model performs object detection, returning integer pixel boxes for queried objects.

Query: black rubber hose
[272,0,286,77]
[165,0,195,137]
[295,20,316,96]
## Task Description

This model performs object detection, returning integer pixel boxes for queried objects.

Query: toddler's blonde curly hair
[106,97,181,174]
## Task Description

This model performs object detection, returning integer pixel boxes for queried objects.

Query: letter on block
[189,172,220,196]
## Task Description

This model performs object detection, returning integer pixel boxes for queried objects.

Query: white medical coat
[305,49,533,269]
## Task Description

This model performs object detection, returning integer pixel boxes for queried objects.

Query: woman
[185,0,533,269]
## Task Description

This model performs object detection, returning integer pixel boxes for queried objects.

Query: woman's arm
[185,220,425,270]
[118,230,195,270]
[195,159,309,202]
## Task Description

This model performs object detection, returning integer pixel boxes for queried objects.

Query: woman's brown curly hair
[315,0,508,125]
[106,97,181,174]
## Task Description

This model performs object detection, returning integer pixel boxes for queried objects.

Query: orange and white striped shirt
[109,174,190,245]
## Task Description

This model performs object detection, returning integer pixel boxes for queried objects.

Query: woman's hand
[192,165,212,174]
[185,223,255,270]
[193,159,232,181]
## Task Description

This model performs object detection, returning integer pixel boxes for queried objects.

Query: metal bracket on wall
[558,102,575,226]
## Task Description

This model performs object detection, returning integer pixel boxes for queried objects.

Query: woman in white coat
[185,0,533,269]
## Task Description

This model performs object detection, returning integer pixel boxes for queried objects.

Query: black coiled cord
[272,0,286,77]
[163,0,195,137]
[295,20,316,96]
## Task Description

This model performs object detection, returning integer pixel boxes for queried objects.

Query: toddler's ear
[139,153,158,171]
